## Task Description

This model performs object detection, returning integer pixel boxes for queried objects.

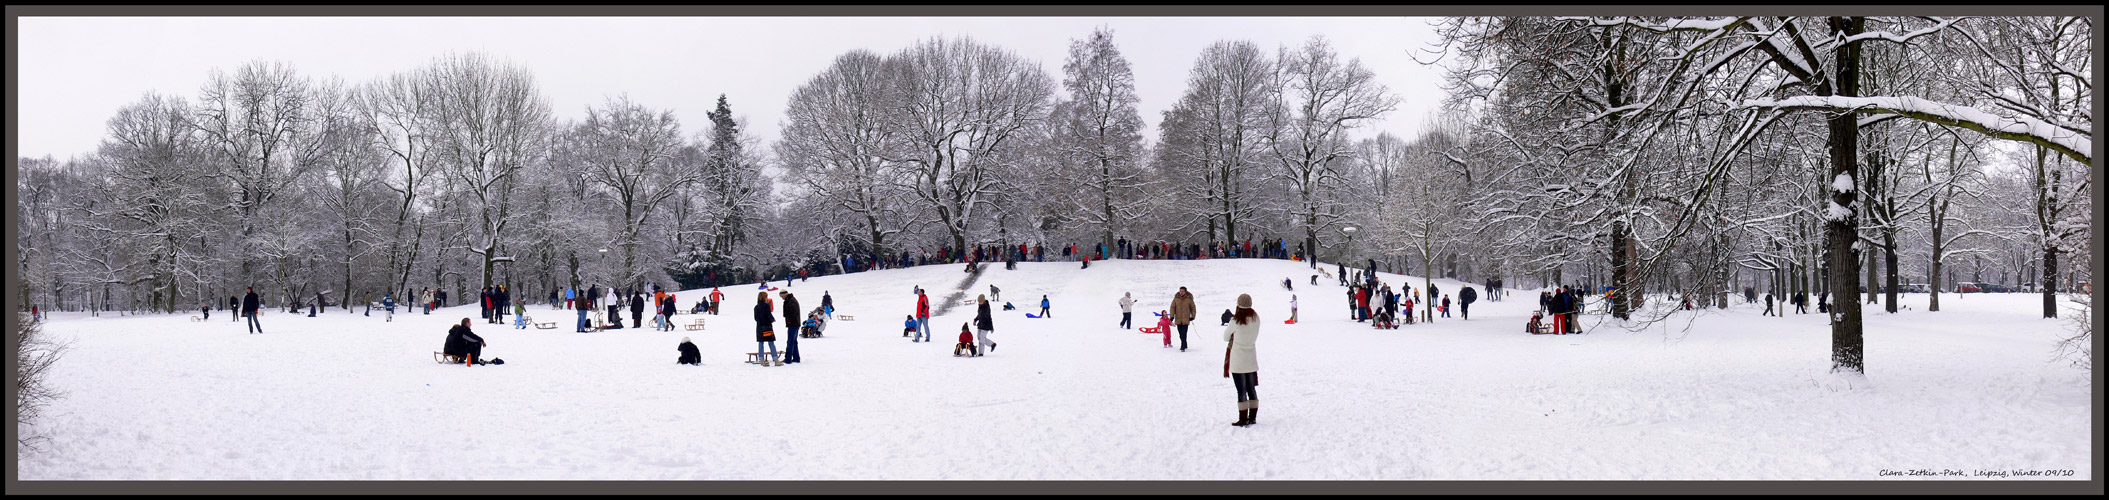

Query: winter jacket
[783,296,802,326]
[959,330,974,345]
[975,302,994,331]
[916,294,931,318]
[1224,313,1261,374]
[1040,298,1050,309]
[631,295,646,314]
[1460,287,1477,305]
[444,324,484,356]
[1118,295,1135,313]
[677,341,701,364]
[242,292,260,315]
[754,302,776,340]
[1171,291,1197,326]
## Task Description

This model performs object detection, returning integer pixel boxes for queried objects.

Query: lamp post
[1342,226,1358,268]
[598,248,609,291]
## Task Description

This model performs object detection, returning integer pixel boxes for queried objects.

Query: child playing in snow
[1157,310,1174,348]
[905,315,918,339]
[954,323,980,357]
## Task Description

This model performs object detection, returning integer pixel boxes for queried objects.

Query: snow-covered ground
[14,259,2092,480]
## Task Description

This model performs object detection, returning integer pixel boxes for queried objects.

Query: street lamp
[598,248,608,290]
[1341,226,1358,267]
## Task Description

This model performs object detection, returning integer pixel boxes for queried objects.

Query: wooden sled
[434,351,463,364]
[684,318,707,331]
[835,315,853,321]
[190,316,204,322]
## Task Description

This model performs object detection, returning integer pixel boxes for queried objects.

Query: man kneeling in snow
[677,337,701,365]
[444,318,491,366]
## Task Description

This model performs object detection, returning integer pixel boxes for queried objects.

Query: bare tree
[425,52,553,292]
[1265,35,1400,269]
[778,50,913,270]
[880,36,1056,252]
[1050,27,1149,253]
[565,95,697,290]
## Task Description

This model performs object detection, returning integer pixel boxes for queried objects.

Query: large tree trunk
[2041,247,2058,318]
[1883,233,1898,313]
[1825,16,1866,374]
[1929,198,1943,312]
[1866,247,1879,305]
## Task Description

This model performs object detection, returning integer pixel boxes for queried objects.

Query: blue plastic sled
[1025,313,1043,319]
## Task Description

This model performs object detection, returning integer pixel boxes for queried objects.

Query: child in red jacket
[954,323,980,357]
[1156,311,1174,348]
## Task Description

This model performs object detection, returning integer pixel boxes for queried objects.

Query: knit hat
[1236,294,1252,309]
[682,337,692,344]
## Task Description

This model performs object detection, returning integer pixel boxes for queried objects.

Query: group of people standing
[1537,286,1586,334]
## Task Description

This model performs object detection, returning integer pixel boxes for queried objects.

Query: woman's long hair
[1233,307,1258,325]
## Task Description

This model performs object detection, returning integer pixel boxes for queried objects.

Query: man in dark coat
[242,287,263,334]
[780,291,803,364]
[444,318,487,365]
[1459,286,1477,320]
[660,295,677,331]
[631,291,647,329]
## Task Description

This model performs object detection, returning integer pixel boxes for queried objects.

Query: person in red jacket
[914,287,932,342]
[954,323,979,357]
[1356,286,1371,322]
[709,287,724,315]
[1156,310,1174,348]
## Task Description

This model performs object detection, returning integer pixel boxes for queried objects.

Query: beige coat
[1223,314,1260,374]
[1171,291,1197,326]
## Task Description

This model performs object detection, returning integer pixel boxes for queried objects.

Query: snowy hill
[16,258,2091,480]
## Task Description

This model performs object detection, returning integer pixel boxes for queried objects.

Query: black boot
[1247,405,1258,425]
[1231,408,1249,427]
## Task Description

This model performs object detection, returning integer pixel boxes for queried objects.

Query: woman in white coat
[1224,293,1262,427]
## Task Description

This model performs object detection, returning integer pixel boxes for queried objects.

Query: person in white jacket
[1117,292,1136,329]
[1289,295,1298,323]
[1224,293,1261,427]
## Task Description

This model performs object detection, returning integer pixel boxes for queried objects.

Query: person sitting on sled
[444,318,489,366]
[954,323,980,357]
[904,315,919,339]
[802,311,824,338]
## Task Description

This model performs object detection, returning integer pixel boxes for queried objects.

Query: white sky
[16,16,1452,161]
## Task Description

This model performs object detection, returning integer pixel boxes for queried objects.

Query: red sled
[1283,319,1297,324]
[1138,326,1166,334]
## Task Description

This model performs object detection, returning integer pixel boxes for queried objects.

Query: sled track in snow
[931,264,988,318]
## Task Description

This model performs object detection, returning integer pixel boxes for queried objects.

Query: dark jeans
[246,313,262,333]
[577,310,589,332]
[784,328,801,363]
[1176,324,1189,350]
[1120,312,1132,329]
[1461,303,1470,319]
[1040,306,1050,317]
[1232,372,1258,402]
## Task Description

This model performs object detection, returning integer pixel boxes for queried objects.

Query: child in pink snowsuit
[1157,311,1174,348]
